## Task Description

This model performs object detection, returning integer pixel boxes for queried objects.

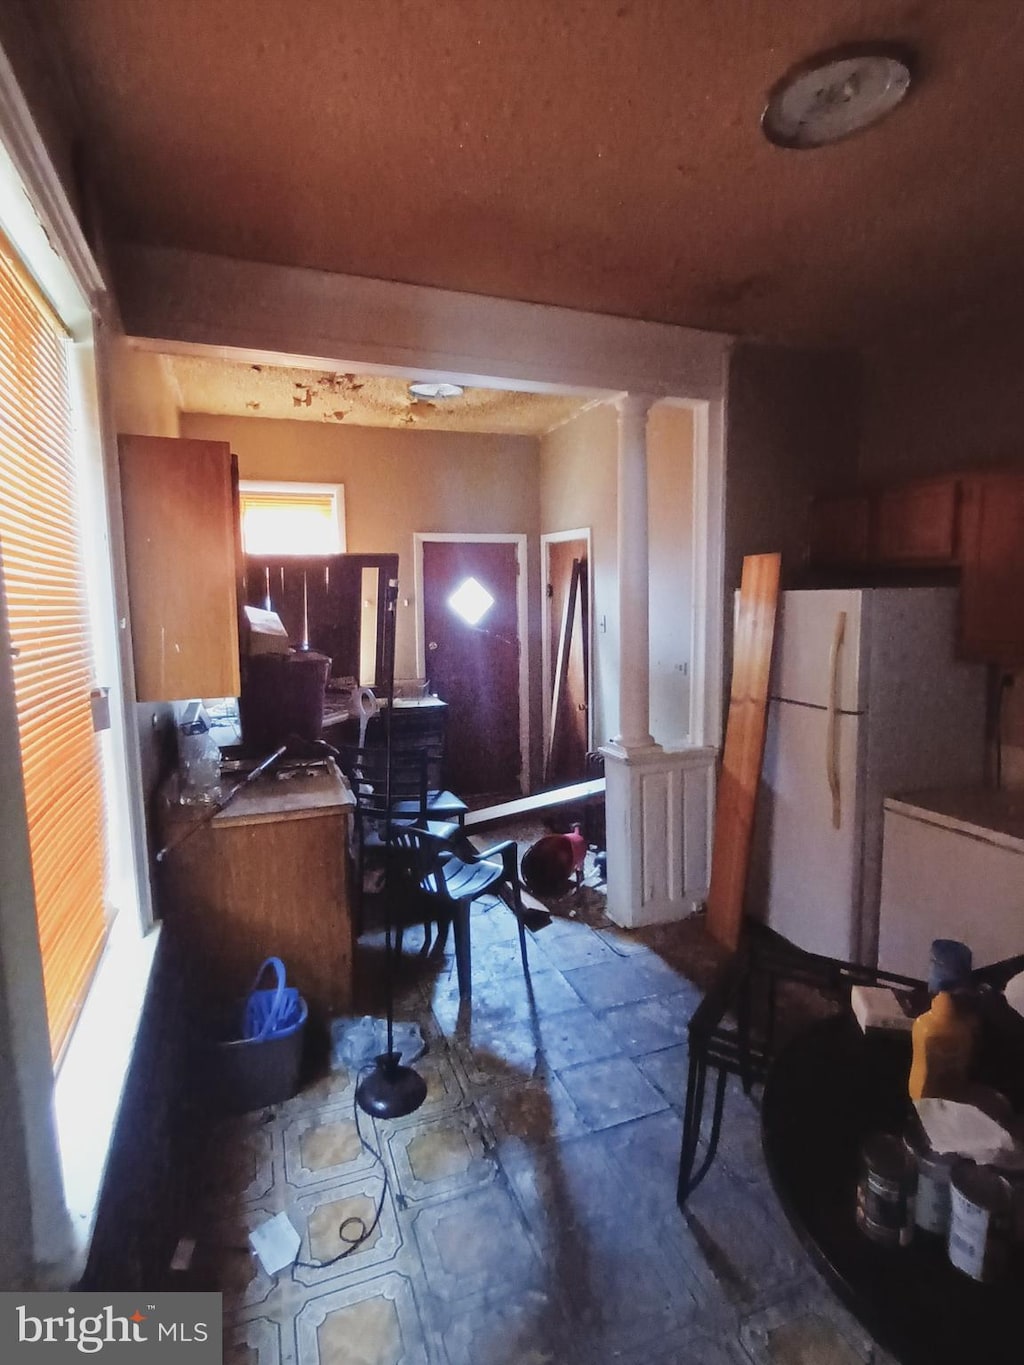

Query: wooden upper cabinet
[874,476,959,565]
[958,471,1024,666]
[119,435,241,702]
[807,494,872,566]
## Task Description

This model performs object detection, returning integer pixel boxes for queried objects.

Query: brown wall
[860,323,1024,482]
[860,323,1024,785]
[180,412,545,782]
[723,342,862,694]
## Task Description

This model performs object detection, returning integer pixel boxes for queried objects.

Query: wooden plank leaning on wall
[706,552,781,951]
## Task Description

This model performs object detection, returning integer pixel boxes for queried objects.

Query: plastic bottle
[908,991,977,1101]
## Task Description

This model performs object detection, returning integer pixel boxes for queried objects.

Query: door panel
[754,700,861,960]
[773,589,864,712]
[422,540,521,797]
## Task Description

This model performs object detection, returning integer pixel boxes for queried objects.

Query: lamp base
[355,1051,427,1120]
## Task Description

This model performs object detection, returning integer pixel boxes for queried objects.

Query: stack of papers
[851,985,913,1034]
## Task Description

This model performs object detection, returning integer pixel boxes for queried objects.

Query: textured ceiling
[21,0,1024,347]
[167,355,597,433]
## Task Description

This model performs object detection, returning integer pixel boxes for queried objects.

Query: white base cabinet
[878,789,1024,980]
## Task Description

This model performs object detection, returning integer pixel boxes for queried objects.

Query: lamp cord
[291,1064,390,1272]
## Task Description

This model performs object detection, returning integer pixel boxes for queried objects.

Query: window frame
[239,478,346,556]
[0,38,153,1282]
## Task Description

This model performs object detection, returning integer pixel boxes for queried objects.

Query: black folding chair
[677,937,924,1205]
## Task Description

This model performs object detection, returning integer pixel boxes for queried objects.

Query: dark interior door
[422,539,520,797]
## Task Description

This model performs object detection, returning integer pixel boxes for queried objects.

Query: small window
[448,576,495,626]
[239,481,346,555]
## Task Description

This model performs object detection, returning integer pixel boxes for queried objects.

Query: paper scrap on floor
[249,1212,300,1275]
[914,1098,1022,1166]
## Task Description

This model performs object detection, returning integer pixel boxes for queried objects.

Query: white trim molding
[238,479,347,555]
[413,532,531,796]
[602,744,717,927]
[114,244,730,401]
[0,42,105,331]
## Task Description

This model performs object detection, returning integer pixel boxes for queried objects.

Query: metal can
[904,1125,955,1236]
[856,1133,915,1246]
[994,1117,1024,1245]
[948,1161,1013,1281]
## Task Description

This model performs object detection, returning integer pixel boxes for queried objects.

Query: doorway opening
[541,528,593,788]
[414,533,529,799]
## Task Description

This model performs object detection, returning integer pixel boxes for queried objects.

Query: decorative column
[611,393,657,752]
[601,393,716,928]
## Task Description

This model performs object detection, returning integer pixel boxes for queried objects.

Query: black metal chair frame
[677,936,925,1207]
[335,743,468,904]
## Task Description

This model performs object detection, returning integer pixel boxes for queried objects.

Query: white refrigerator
[748,588,987,965]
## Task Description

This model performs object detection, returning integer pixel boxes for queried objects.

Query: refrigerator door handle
[825,610,847,829]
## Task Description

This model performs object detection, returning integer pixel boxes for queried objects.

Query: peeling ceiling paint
[167,355,600,434]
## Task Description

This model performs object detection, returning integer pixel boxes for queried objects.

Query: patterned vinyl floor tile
[182,856,895,1365]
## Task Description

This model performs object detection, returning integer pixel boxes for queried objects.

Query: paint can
[904,1125,955,1237]
[994,1117,1024,1245]
[856,1133,915,1246]
[948,1161,1012,1281]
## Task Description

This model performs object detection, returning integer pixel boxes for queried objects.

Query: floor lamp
[355,575,428,1120]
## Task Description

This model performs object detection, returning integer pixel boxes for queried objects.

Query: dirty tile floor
[190,835,894,1365]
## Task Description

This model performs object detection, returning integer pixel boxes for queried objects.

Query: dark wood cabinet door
[874,477,959,565]
[959,472,1024,665]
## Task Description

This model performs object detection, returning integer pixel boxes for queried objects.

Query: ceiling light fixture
[408,381,464,400]
[761,43,913,150]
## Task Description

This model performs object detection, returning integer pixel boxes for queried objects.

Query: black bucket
[204,996,308,1113]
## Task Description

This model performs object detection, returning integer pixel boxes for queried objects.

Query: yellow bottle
[908,991,977,1100]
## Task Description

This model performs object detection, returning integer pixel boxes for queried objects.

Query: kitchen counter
[884,786,1024,855]
[879,785,1024,977]
[162,760,354,826]
[158,759,356,1019]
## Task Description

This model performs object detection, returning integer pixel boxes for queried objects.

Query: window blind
[239,487,343,555]
[0,232,108,1061]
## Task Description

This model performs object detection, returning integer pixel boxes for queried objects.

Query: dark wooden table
[761,1013,1024,1365]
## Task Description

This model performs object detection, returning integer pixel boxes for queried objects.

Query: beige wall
[538,401,697,751]
[110,342,180,439]
[539,404,618,749]
[180,411,545,780]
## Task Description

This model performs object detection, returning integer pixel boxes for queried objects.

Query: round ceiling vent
[762,44,913,149]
